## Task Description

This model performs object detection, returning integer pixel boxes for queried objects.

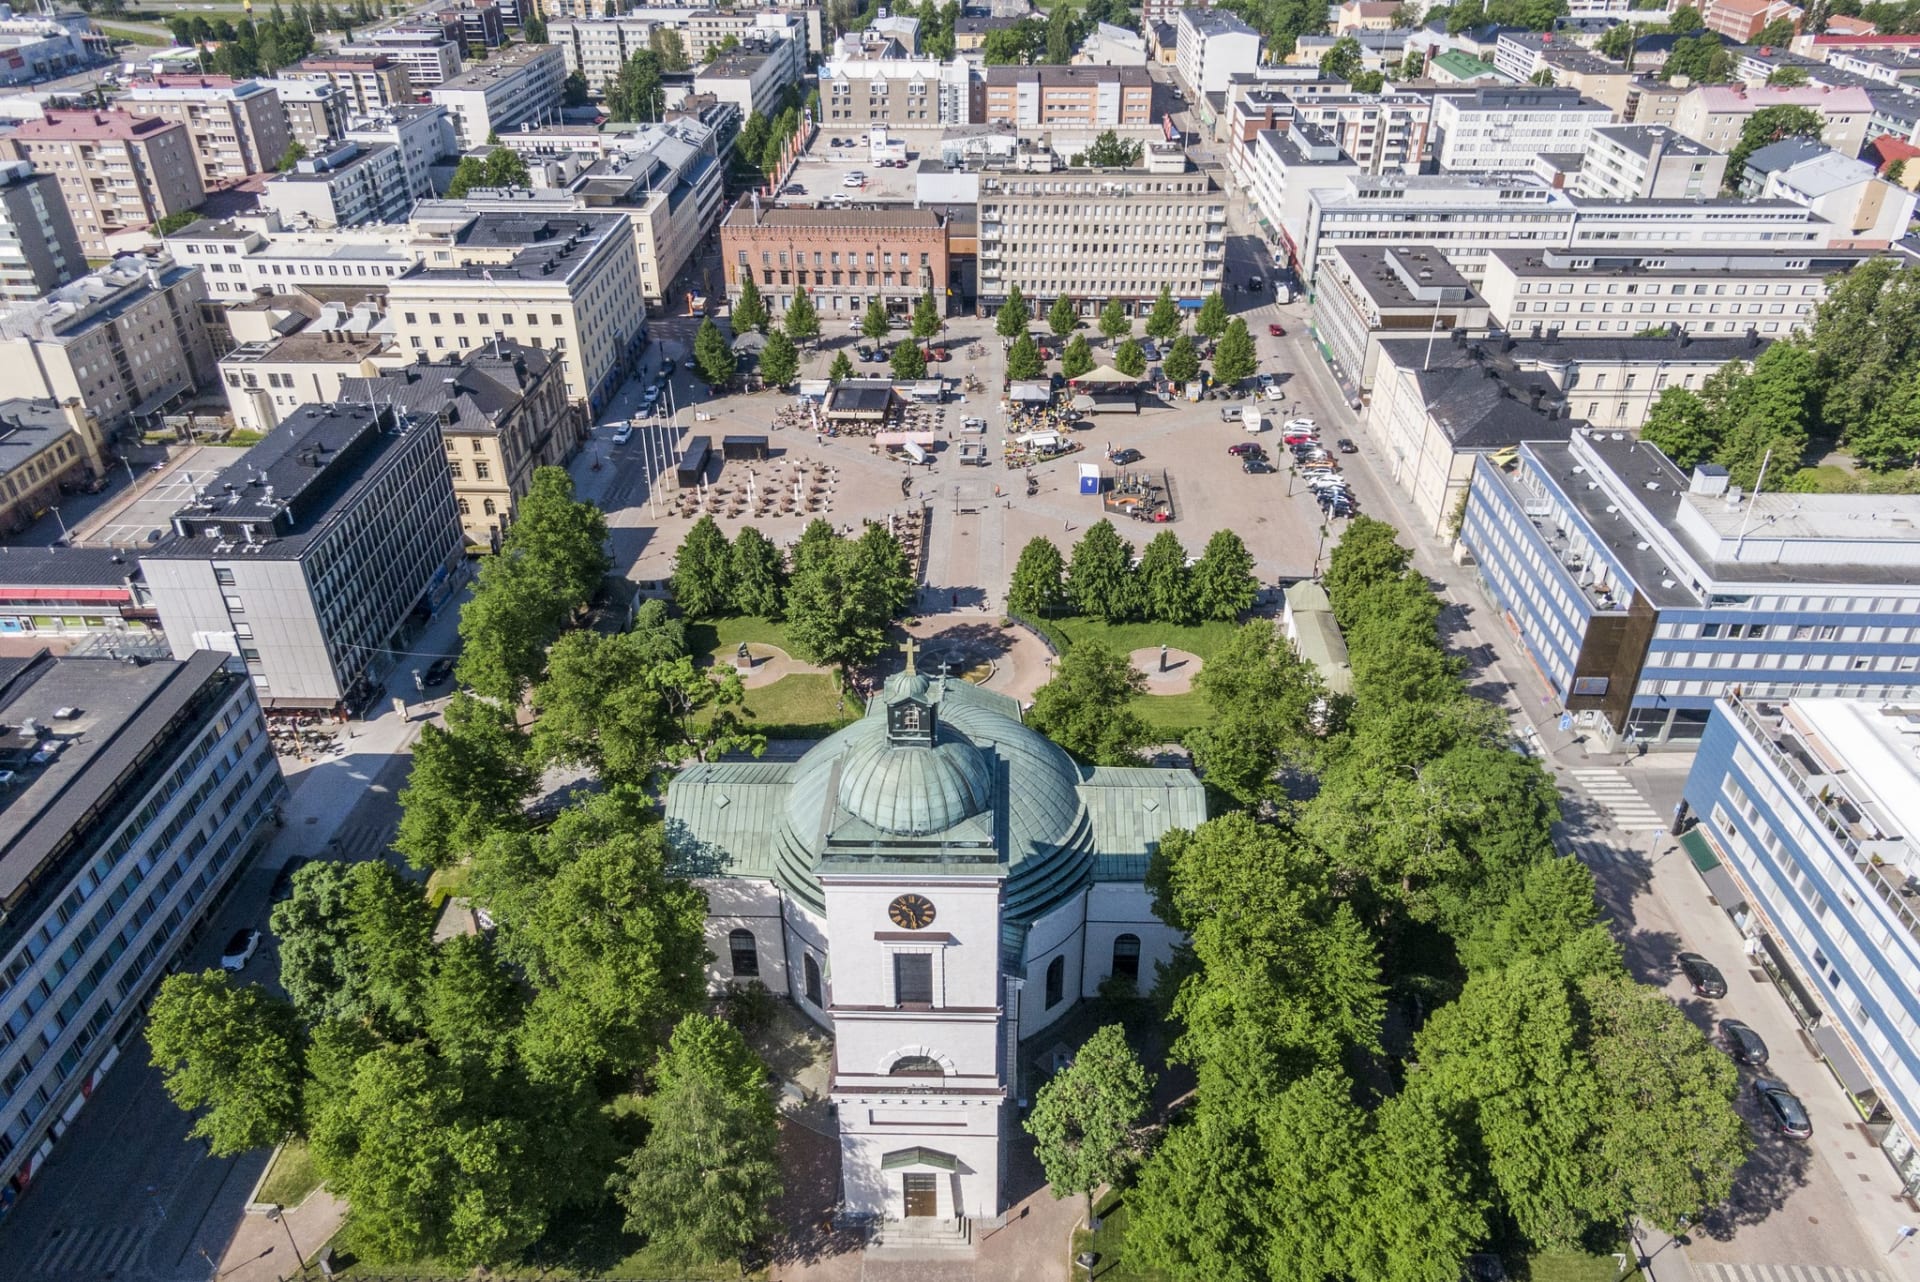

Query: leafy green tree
[729,525,786,618]
[1597,21,1638,58]
[276,140,307,171]
[1667,3,1703,31]
[1455,854,1619,978]
[784,524,913,672]
[483,147,530,188]
[1849,375,1920,472]
[671,515,734,618]
[1321,514,1412,624]
[1114,339,1147,378]
[445,155,487,198]
[480,797,709,1085]
[564,68,592,106]
[629,598,690,663]
[1098,297,1132,344]
[1753,15,1796,44]
[1716,342,1815,487]
[758,328,799,388]
[1026,1023,1155,1221]
[1357,1086,1490,1282]
[611,1014,782,1264]
[981,16,1045,63]
[1190,528,1256,621]
[1726,103,1824,186]
[891,339,928,380]
[530,631,677,785]
[694,316,735,387]
[1135,530,1193,625]
[828,349,855,382]
[1048,292,1080,338]
[1029,640,1151,764]
[1766,63,1808,85]
[1065,518,1137,621]
[1641,386,1718,467]
[1194,291,1228,340]
[1212,318,1258,386]
[1126,1109,1268,1282]
[861,297,891,342]
[1188,620,1324,805]
[784,286,821,342]
[272,858,437,1033]
[1083,129,1143,167]
[996,284,1031,339]
[1060,333,1095,379]
[730,274,768,334]
[911,289,943,342]
[1808,260,1920,469]
[605,48,664,121]
[1007,536,1068,618]
[1006,333,1045,380]
[146,972,305,1156]
[395,694,535,872]
[1164,334,1201,385]
[648,24,689,69]
[1045,0,1072,62]
[645,657,761,765]
[522,12,548,41]
[1319,34,1364,79]
[1661,33,1734,85]
[1145,284,1183,344]
[424,933,525,1071]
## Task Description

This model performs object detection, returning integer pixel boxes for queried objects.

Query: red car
[925,347,949,362]
[1268,323,1286,337]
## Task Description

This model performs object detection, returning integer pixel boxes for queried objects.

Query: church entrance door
[902,1173,939,1218]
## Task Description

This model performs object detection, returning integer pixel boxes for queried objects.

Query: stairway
[867,1215,974,1253]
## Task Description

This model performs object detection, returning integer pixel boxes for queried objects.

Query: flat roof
[1779,699,1920,851]
[1332,243,1474,307]
[0,400,78,477]
[1592,124,1719,159]
[1484,245,1872,278]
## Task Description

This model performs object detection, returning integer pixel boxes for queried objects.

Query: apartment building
[983,65,1153,129]
[1681,696,1920,1195]
[721,198,950,321]
[1314,244,1490,396]
[1491,34,1637,115]
[0,546,157,641]
[568,119,725,308]
[260,78,349,154]
[0,650,283,1199]
[1176,8,1261,97]
[0,161,82,303]
[1697,0,1803,42]
[428,42,566,150]
[0,257,215,433]
[344,104,458,201]
[439,0,507,48]
[1674,84,1873,161]
[341,340,577,549]
[1762,150,1918,246]
[282,55,414,117]
[261,142,413,230]
[1269,88,1433,174]
[142,402,463,710]
[1430,87,1614,174]
[0,398,109,535]
[388,206,646,411]
[820,56,980,130]
[548,9,811,84]
[219,320,401,436]
[1576,125,1728,200]
[1623,75,1690,128]
[345,29,463,89]
[1301,174,1577,288]
[1460,429,1920,746]
[979,154,1226,315]
[165,218,416,299]
[1478,245,1864,337]
[1245,125,1360,272]
[1562,194,1838,251]
[0,112,205,256]
[692,37,806,121]
[119,78,293,184]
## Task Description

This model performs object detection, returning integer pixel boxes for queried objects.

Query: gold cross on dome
[901,635,917,672]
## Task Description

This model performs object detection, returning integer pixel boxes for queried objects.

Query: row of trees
[994,286,1258,387]
[1642,259,1920,481]
[1008,523,1259,625]
[174,10,320,78]
[670,516,917,673]
[1095,517,1747,1279]
[981,0,1134,64]
[446,147,532,198]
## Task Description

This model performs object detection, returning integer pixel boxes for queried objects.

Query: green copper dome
[835,734,995,835]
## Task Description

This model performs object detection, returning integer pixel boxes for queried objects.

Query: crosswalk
[325,815,398,864]
[28,1222,146,1277]
[1691,1263,1892,1282]
[1569,767,1667,834]
[1560,832,1635,869]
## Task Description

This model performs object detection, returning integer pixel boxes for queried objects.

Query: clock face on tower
[888,893,937,930]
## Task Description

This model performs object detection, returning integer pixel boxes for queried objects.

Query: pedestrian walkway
[26,1221,147,1278]
[324,813,400,865]
[1690,1263,1894,1282]
[1560,832,1638,870]
[1570,767,1667,833]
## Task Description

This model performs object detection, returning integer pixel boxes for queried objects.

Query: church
[664,665,1205,1229]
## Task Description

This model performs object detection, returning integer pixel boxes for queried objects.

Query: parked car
[1283,418,1317,434]
[270,856,310,904]
[612,423,633,445]
[1268,323,1286,336]
[1242,458,1274,474]
[1752,1078,1812,1139]
[1140,341,1161,361]
[1678,951,1728,998]
[1249,275,1263,292]
[1220,405,1245,423]
[1263,385,1285,401]
[1109,448,1143,465]
[784,183,806,196]
[1337,438,1358,454]
[1722,1019,1769,1067]
[1227,443,1264,457]
[423,656,456,687]
[220,928,262,972]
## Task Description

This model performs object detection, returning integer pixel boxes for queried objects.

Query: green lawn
[425,861,472,910]
[1529,1247,1641,1282]
[739,673,861,739]
[687,615,797,660]
[256,1138,321,1209]
[1132,690,1212,734]
[1036,616,1241,663]
[1069,1190,1165,1282]
[98,23,170,44]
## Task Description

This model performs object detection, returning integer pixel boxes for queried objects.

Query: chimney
[1528,386,1543,411]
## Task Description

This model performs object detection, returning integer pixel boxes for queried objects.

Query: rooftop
[0,257,197,344]
[1485,245,1871,277]
[0,649,236,909]
[722,197,945,230]
[1592,123,1719,158]
[1332,243,1475,308]
[0,400,79,477]
[338,340,555,437]
[400,210,628,284]
[0,546,138,590]
[1770,150,1882,198]
[1179,7,1258,37]
[7,110,179,142]
[983,63,1152,86]
[1430,50,1500,77]
[433,41,557,91]
[1694,83,1875,113]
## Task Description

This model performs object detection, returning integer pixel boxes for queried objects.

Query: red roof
[9,111,178,141]
[1865,133,1920,171]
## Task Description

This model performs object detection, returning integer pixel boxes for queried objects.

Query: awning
[130,379,190,419]
[1071,395,1095,412]
[1814,1023,1878,1100]
[881,1146,958,1172]
[1700,862,1747,914]
[1178,298,1204,309]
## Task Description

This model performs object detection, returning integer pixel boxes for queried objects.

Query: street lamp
[1313,522,1329,577]
[48,506,68,545]
[267,1204,307,1278]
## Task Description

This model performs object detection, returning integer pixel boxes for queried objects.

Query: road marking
[1568,768,1665,830]
[31,1223,145,1276]
[1691,1265,1891,1282]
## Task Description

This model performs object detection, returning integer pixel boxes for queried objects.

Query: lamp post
[1313,522,1329,577]
[267,1204,307,1278]
[48,505,68,545]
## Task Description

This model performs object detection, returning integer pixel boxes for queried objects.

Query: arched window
[456,497,470,515]
[1045,954,1065,1008]
[804,953,823,1007]
[1112,933,1141,985]
[728,928,759,978]
[889,1055,944,1076]
[482,498,497,516]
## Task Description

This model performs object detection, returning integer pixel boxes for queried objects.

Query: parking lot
[779,134,925,206]
[72,444,239,548]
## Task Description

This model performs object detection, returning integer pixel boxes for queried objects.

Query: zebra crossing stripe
[1693,1264,1890,1282]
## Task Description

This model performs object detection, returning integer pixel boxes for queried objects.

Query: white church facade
[665,669,1205,1227]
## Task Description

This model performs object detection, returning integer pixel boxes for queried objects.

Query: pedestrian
[951,592,957,608]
